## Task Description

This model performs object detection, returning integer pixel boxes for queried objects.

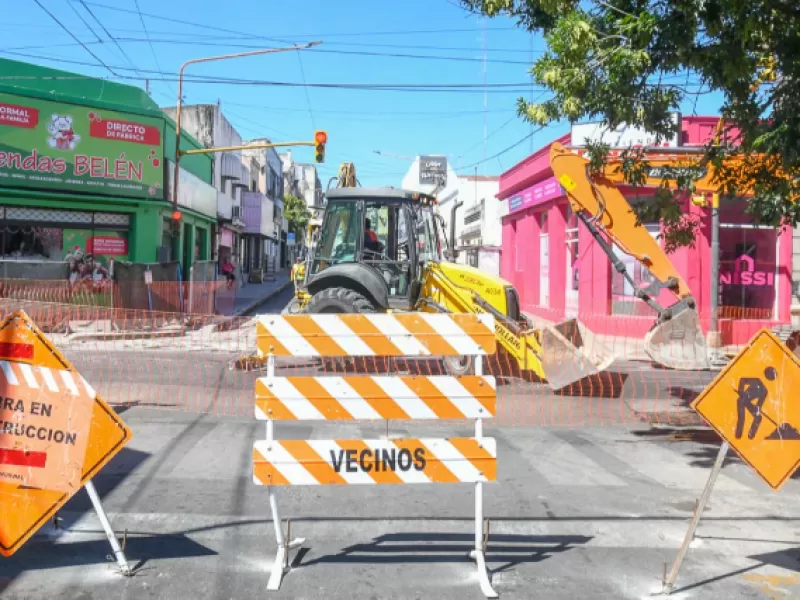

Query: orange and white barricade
[253,312,499,598]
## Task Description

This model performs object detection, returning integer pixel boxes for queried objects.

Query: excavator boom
[549,142,709,370]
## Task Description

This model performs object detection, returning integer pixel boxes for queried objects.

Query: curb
[232,279,293,317]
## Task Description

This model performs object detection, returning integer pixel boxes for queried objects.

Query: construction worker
[364,218,381,254]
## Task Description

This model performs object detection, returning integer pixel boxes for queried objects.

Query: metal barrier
[251,312,499,597]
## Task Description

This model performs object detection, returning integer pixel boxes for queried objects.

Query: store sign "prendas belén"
[0,92,164,200]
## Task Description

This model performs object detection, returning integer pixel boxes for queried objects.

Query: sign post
[0,311,132,566]
[661,328,800,593]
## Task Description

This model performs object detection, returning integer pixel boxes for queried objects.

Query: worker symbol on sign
[735,367,800,441]
[735,367,776,440]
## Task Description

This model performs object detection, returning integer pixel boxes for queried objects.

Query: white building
[401,157,502,275]
[457,175,504,276]
[280,152,322,209]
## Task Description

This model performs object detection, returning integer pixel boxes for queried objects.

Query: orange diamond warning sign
[692,329,800,491]
[0,310,131,557]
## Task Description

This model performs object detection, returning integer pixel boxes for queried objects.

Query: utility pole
[708,192,724,362]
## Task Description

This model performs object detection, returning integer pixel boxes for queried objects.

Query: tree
[283,194,311,241]
[461,0,800,248]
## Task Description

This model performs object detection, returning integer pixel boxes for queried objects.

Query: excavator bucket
[537,319,615,390]
[644,305,710,370]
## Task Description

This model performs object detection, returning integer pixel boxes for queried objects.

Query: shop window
[611,223,660,316]
[565,206,579,315]
[718,223,777,320]
[539,211,549,307]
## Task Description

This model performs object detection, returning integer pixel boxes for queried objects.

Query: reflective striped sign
[253,438,497,485]
[255,375,496,421]
[256,313,496,357]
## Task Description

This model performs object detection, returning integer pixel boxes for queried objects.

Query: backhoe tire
[304,287,376,314]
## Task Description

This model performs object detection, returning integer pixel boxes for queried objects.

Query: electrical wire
[77,1,515,40]
[67,2,103,44]
[31,0,118,76]
[132,0,176,96]
[78,0,145,80]
[5,36,532,66]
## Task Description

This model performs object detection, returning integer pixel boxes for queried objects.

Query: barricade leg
[85,480,132,576]
[264,353,306,592]
[266,486,306,591]
[468,356,498,598]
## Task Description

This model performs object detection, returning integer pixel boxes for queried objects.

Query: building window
[719,200,778,320]
[565,206,579,315]
[539,211,549,307]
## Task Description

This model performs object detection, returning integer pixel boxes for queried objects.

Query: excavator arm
[549,142,711,370]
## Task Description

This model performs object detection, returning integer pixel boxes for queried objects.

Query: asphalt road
[2,410,798,600]
[3,285,798,599]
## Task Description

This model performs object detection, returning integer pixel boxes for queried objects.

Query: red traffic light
[314,130,328,145]
[172,210,182,222]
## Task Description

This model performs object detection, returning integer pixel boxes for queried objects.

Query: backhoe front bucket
[644,306,709,370]
[538,319,615,390]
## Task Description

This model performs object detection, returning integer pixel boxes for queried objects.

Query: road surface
[1,409,798,599]
[3,286,798,598]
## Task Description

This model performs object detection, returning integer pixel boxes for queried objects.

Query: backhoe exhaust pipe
[446,200,463,262]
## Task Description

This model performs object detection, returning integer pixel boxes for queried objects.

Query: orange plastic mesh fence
[0,300,782,427]
[0,279,230,317]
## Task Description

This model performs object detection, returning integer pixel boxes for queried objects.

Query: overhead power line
[77,0,145,79]
[31,0,118,76]
[77,1,515,40]
[5,37,532,66]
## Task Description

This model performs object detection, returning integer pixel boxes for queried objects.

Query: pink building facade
[498,117,794,346]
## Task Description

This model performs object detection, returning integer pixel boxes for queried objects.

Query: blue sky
[2,0,723,187]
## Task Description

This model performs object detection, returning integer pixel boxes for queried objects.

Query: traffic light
[314,130,327,164]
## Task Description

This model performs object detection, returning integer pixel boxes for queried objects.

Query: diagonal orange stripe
[255,379,298,420]
[391,439,460,483]
[448,438,497,481]
[400,375,464,419]
[281,440,347,485]
[256,321,293,356]
[339,440,404,484]
[337,315,404,357]
[285,316,349,356]
[455,376,497,416]
[253,447,290,486]
[286,377,354,420]
[393,314,460,356]
[344,376,410,419]
[449,314,496,353]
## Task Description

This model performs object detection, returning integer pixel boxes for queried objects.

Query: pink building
[498,117,794,346]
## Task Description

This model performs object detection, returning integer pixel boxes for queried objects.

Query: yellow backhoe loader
[295,182,611,390]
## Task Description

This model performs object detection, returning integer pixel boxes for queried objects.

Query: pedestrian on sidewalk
[221,257,236,290]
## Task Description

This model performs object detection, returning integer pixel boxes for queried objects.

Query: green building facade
[0,58,217,279]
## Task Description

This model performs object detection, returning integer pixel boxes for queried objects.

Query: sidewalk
[215,270,292,317]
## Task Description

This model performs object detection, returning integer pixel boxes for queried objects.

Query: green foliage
[461,0,800,248]
[283,194,311,239]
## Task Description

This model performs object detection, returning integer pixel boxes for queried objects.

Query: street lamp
[171,42,321,221]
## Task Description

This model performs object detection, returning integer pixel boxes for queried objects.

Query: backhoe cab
[300,185,612,390]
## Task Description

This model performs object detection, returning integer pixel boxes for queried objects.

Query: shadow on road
[0,534,215,578]
[297,531,593,574]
